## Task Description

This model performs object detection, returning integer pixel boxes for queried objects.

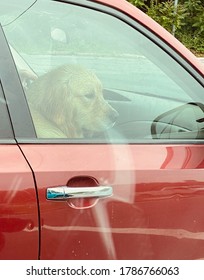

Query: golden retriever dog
[27,64,118,138]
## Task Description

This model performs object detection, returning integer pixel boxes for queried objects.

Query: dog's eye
[85,93,95,100]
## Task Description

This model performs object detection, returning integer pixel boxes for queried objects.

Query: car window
[0,82,14,139]
[1,0,204,142]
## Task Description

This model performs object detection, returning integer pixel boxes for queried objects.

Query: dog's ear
[27,71,71,134]
[45,80,83,137]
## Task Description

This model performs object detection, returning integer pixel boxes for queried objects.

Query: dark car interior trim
[0,81,14,139]
[0,25,36,139]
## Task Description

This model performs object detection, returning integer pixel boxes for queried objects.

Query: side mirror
[151,102,204,139]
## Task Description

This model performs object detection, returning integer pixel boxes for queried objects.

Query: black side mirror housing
[151,102,204,139]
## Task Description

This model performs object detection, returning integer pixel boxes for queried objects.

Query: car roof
[92,0,204,76]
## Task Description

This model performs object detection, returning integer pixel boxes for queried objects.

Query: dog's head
[28,64,118,138]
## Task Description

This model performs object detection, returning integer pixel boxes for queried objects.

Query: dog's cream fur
[27,64,118,138]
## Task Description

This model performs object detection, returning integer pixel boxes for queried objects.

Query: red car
[0,0,204,260]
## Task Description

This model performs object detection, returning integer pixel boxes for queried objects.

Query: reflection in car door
[0,145,39,259]
[0,78,39,260]
[19,142,204,260]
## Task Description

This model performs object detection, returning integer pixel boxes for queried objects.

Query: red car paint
[19,144,204,259]
[0,146,38,259]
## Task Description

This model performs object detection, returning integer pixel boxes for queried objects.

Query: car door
[1,0,204,260]
[0,26,39,259]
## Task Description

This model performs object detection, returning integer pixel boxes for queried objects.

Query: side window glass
[2,0,204,142]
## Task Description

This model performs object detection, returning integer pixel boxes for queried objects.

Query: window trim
[16,138,204,145]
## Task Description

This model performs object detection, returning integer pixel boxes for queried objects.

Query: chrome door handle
[47,186,112,200]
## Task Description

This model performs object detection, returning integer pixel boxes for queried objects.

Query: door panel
[0,145,39,259]
[20,144,204,259]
